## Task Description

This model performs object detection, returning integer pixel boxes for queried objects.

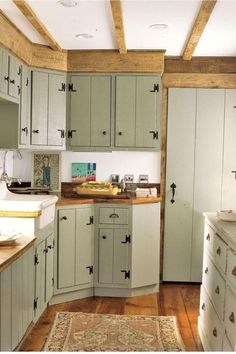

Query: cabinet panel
[75,208,94,285]
[31,71,48,145]
[48,73,66,146]
[213,234,227,274]
[22,247,34,335]
[12,257,23,350]
[113,229,129,284]
[164,88,196,281]
[98,228,113,283]
[19,65,30,146]
[115,76,136,147]
[58,209,76,288]
[35,240,46,319]
[91,76,111,147]
[99,207,128,225]
[9,55,20,99]
[225,286,236,349]
[227,248,236,292]
[0,266,11,351]
[45,233,54,303]
[1,50,9,95]
[70,76,90,147]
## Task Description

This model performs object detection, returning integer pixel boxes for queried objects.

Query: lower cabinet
[0,246,34,351]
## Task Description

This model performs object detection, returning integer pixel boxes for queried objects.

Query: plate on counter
[217,210,236,222]
[0,233,21,245]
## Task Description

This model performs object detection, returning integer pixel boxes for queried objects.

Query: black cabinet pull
[205,267,208,274]
[43,248,48,254]
[109,213,119,218]
[149,83,159,93]
[118,131,123,136]
[215,285,220,295]
[32,129,39,134]
[21,127,28,135]
[201,303,206,311]
[102,131,107,135]
[57,129,65,138]
[86,216,94,225]
[102,235,107,239]
[212,328,217,337]
[149,130,158,140]
[216,247,221,256]
[170,183,176,204]
[67,130,76,139]
[60,216,67,221]
[206,233,210,241]
[17,85,21,96]
[229,312,235,323]
[231,266,236,276]
[47,244,54,250]
[4,76,9,81]
[10,79,15,84]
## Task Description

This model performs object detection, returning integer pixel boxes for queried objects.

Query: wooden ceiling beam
[182,0,217,60]
[110,0,127,54]
[13,0,62,52]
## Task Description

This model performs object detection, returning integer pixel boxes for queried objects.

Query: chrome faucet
[0,150,22,186]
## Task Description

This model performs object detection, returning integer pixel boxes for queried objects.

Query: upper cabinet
[68,75,111,149]
[115,75,161,150]
[19,64,30,147]
[31,70,66,149]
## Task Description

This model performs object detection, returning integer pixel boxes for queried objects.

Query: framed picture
[32,152,61,192]
[139,174,149,183]
[72,163,96,183]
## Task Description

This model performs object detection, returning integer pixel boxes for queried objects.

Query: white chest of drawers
[198,213,236,351]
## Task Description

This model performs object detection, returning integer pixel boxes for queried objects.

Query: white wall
[13,150,160,183]
[0,150,14,177]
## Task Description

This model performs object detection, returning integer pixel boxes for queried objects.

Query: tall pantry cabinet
[164,88,229,282]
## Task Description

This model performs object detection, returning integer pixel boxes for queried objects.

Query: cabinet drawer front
[227,248,236,291]
[99,207,128,225]
[213,234,227,273]
[204,223,215,256]
[225,287,236,349]
[202,253,226,320]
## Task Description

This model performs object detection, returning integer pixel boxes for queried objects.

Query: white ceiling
[0,0,236,56]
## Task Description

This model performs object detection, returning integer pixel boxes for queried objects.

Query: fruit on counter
[75,181,120,195]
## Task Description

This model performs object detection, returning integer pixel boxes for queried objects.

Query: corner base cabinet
[198,213,236,351]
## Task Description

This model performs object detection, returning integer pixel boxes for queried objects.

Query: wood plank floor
[19,283,203,352]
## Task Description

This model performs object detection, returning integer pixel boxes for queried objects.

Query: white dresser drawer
[227,248,236,292]
[202,253,226,321]
[213,234,227,273]
[98,207,129,225]
[204,222,215,256]
[223,334,234,352]
[225,286,236,349]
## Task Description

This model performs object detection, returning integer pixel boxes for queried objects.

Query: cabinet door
[22,247,34,335]
[164,88,196,281]
[113,229,129,284]
[115,76,136,147]
[35,240,46,319]
[222,89,236,209]
[136,76,160,148]
[1,50,9,95]
[98,228,113,283]
[8,55,20,99]
[58,209,76,288]
[75,208,94,285]
[191,89,224,281]
[48,73,66,146]
[19,64,30,145]
[12,257,23,350]
[0,266,11,351]
[31,71,48,145]
[91,76,111,147]
[45,233,54,303]
[70,76,90,147]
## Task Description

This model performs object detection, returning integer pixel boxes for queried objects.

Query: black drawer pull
[21,127,28,135]
[212,328,217,337]
[102,235,106,239]
[215,285,220,295]
[109,213,119,219]
[206,233,210,241]
[201,303,206,311]
[118,131,123,136]
[102,131,107,135]
[205,267,208,274]
[4,76,9,81]
[216,247,221,256]
[229,312,235,323]
[232,266,236,276]
[10,79,15,84]
[32,129,39,134]
[60,216,67,221]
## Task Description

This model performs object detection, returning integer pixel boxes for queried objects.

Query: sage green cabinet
[0,49,21,101]
[19,64,30,146]
[68,75,111,148]
[31,70,66,148]
[115,75,161,149]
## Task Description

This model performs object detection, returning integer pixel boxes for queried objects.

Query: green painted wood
[75,207,94,285]
[45,233,54,303]
[0,103,19,149]
[48,73,66,146]
[0,48,2,93]
[31,71,48,145]
[70,76,91,147]
[35,240,46,319]
[1,50,9,95]
[136,76,161,148]
[12,256,23,350]
[99,207,128,225]
[91,76,111,147]
[114,208,129,225]
[113,228,129,284]
[115,76,136,147]
[98,228,113,283]
[19,64,29,146]
[0,266,11,351]
[9,55,16,98]
[58,209,76,288]
[22,248,34,335]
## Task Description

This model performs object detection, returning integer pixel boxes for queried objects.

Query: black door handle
[170,183,176,204]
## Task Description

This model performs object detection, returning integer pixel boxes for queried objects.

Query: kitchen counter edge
[56,196,161,206]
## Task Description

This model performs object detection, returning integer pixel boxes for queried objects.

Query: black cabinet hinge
[67,129,76,139]
[121,270,130,279]
[18,66,21,76]
[150,83,159,93]
[86,265,94,275]
[17,86,21,96]
[58,83,66,92]
[34,254,39,265]
[34,297,38,310]
[52,277,54,286]
[149,130,158,140]
[57,129,65,138]
[68,83,77,92]
[86,216,94,225]
[121,234,131,244]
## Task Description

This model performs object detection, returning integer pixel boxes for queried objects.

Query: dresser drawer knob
[201,303,206,311]
[216,246,221,256]
[212,328,217,337]
[215,285,220,295]
[229,312,235,323]
[205,267,209,274]
[232,266,236,276]
[206,233,210,241]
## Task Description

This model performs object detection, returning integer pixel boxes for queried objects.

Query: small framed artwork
[72,163,96,183]
[139,174,149,183]
[32,152,61,192]
[111,174,120,183]
[124,174,134,183]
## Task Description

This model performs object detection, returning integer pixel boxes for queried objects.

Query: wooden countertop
[0,235,36,273]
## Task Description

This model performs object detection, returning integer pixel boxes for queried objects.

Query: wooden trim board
[163,73,236,88]
[110,0,127,54]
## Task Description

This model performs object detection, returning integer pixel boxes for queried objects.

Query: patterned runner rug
[43,312,185,352]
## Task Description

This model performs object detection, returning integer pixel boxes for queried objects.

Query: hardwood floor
[19,283,203,352]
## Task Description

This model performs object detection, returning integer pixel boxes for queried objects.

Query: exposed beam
[182,0,217,60]
[110,0,127,54]
[13,0,61,52]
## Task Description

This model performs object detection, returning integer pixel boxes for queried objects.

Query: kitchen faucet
[0,150,22,186]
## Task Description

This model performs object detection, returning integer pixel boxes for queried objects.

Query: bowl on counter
[217,210,236,221]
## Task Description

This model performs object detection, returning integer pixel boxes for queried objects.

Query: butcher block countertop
[0,235,36,273]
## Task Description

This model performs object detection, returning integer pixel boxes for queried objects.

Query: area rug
[43,312,185,352]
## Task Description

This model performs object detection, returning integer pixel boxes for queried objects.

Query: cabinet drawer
[223,335,234,352]
[99,207,128,225]
[204,222,215,256]
[202,253,226,320]
[225,286,236,349]
[213,234,227,273]
[227,248,236,292]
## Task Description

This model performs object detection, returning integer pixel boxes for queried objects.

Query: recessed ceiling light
[149,23,168,30]
[75,33,94,39]
[57,0,77,7]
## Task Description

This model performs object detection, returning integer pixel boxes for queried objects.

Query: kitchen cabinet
[0,48,21,102]
[164,88,224,282]
[31,70,66,149]
[68,75,111,149]
[115,75,161,149]
[19,64,30,146]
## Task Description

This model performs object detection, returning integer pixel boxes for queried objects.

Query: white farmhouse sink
[0,181,58,228]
